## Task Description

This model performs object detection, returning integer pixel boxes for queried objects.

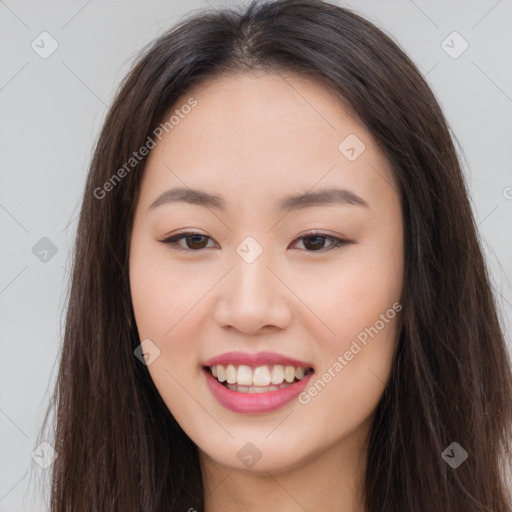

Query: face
[129,71,404,475]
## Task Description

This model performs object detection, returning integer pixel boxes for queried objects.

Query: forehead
[138,71,398,214]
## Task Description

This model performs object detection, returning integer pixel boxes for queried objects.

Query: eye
[159,232,217,251]
[159,230,351,252]
[291,231,350,252]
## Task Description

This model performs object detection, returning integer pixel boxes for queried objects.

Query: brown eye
[160,232,216,251]
[302,235,329,251]
[160,231,351,252]
[292,232,350,252]
[185,234,209,249]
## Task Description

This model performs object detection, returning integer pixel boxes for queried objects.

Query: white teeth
[253,366,271,386]
[226,364,237,384]
[209,363,311,387]
[295,367,305,379]
[226,383,286,393]
[284,366,296,383]
[270,365,284,384]
[237,365,253,386]
[217,365,226,382]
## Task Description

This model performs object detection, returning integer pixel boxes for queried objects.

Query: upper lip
[203,351,314,369]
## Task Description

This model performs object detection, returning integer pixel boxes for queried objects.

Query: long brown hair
[35,1,512,510]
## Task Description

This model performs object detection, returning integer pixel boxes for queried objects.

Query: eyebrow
[148,186,369,212]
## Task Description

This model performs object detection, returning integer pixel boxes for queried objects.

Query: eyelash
[159,230,351,253]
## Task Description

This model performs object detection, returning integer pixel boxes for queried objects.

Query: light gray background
[1,0,511,510]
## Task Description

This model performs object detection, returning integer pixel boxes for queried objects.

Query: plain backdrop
[0,0,511,510]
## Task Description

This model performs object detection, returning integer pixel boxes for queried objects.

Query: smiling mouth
[204,364,314,393]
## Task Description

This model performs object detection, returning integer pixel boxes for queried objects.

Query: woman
[36,0,512,510]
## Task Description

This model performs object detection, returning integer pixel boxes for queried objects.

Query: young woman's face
[129,72,404,474]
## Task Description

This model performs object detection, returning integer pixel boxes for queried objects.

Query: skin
[129,71,404,512]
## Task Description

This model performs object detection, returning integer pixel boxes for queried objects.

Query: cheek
[297,276,401,442]
[295,238,403,348]
[296,228,403,415]
[129,239,206,414]
[129,238,209,339]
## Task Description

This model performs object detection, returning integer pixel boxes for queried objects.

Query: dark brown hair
[35,0,512,510]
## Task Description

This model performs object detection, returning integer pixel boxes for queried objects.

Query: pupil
[188,235,206,249]
[305,235,324,250]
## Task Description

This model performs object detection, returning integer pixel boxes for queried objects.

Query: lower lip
[203,368,314,414]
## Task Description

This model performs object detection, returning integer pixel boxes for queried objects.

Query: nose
[213,251,292,335]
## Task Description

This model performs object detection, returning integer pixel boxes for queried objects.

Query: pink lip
[203,351,313,369]
[203,368,314,415]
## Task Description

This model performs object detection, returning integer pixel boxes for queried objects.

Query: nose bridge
[231,235,276,301]
[214,234,291,332]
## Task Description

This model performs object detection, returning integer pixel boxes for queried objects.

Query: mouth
[203,364,314,393]
[202,351,315,413]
